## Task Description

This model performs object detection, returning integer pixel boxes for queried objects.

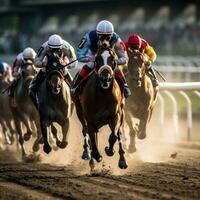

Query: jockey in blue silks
[71,20,131,98]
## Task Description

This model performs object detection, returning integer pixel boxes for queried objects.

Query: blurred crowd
[0,3,199,56]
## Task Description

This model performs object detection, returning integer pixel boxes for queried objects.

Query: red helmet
[126,34,148,49]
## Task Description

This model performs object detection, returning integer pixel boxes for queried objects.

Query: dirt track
[0,140,200,200]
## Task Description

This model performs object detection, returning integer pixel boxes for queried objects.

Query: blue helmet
[0,61,5,74]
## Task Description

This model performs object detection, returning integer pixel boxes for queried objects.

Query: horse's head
[95,45,117,89]
[21,60,37,78]
[46,70,64,95]
[127,48,147,87]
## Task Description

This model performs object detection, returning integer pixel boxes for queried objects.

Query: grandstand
[0,0,199,57]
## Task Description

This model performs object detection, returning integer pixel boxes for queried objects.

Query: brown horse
[73,45,128,170]
[37,53,72,154]
[125,48,158,153]
[10,61,42,160]
[0,73,15,145]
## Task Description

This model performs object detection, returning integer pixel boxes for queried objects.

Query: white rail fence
[159,82,200,141]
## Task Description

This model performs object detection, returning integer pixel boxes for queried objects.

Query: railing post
[179,91,192,141]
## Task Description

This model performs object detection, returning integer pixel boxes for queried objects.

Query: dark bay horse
[0,73,15,145]
[10,61,41,160]
[125,48,158,153]
[73,46,128,170]
[38,53,72,154]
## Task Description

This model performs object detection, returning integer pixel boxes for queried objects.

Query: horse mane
[47,70,64,80]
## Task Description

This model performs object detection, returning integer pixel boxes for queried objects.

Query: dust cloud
[0,106,188,175]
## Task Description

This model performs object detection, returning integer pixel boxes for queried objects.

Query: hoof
[32,143,39,152]
[89,159,95,171]
[43,144,52,154]
[82,150,91,160]
[23,154,40,163]
[56,141,68,149]
[105,146,115,156]
[24,133,31,141]
[52,144,59,151]
[118,160,128,169]
[137,131,146,140]
[128,145,137,153]
[137,134,146,140]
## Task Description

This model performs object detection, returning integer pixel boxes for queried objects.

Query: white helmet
[48,34,63,49]
[22,47,36,60]
[96,20,114,35]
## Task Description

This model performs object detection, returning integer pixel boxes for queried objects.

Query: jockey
[29,34,77,108]
[1,62,12,82]
[125,34,159,87]
[0,60,9,77]
[71,20,131,98]
[7,47,36,100]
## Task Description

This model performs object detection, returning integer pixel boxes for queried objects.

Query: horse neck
[17,76,32,96]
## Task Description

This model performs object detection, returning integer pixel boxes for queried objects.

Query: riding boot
[115,70,131,98]
[148,67,159,87]
[71,65,92,96]
[29,70,46,109]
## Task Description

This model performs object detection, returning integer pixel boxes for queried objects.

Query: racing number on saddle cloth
[78,37,87,49]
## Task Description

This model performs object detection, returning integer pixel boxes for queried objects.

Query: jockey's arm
[12,57,23,77]
[144,44,157,64]
[34,44,47,68]
[63,42,77,68]
[115,38,129,67]
[76,33,92,63]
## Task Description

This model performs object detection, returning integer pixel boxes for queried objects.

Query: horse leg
[57,118,69,149]
[21,117,32,142]
[81,127,91,160]
[75,100,91,160]
[0,120,11,145]
[105,114,120,157]
[137,113,148,140]
[105,132,117,156]
[32,118,43,152]
[14,118,26,159]
[126,112,137,153]
[117,129,128,169]
[40,117,51,154]
[5,120,15,144]
[51,124,57,137]
[88,127,102,163]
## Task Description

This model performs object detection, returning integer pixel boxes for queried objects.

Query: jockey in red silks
[124,34,159,87]
[7,47,36,104]
[29,34,77,108]
[71,20,131,98]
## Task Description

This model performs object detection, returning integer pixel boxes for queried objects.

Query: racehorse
[0,73,15,145]
[72,44,128,170]
[37,53,72,154]
[125,48,158,153]
[10,61,41,160]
